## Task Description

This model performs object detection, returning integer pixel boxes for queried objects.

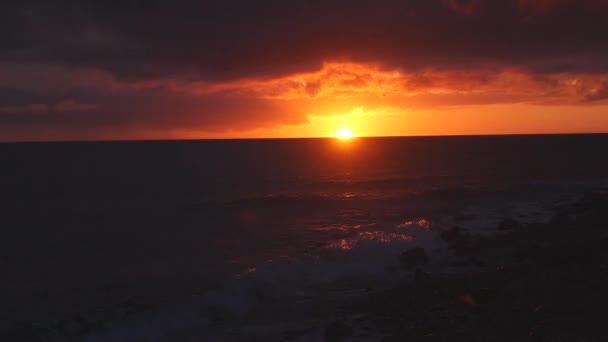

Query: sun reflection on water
[397,219,431,230]
[325,218,432,251]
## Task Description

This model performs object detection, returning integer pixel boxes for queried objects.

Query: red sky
[1,0,608,141]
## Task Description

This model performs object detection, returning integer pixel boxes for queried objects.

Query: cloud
[444,0,482,15]
[1,0,608,139]
[54,100,97,113]
[3,1,608,80]
[0,103,47,114]
[584,81,608,102]
[517,0,565,14]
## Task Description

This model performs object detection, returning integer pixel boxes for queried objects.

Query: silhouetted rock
[498,218,521,231]
[399,248,429,268]
[453,213,478,222]
[418,333,443,342]
[324,320,353,341]
[440,226,463,242]
[414,268,432,281]
[471,287,500,306]
[548,210,571,226]
[0,322,48,342]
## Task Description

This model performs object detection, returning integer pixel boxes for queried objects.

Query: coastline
[202,189,608,341]
[3,189,608,341]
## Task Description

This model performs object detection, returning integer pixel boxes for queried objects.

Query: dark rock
[454,213,477,222]
[414,268,432,281]
[418,334,443,342]
[399,248,429,269]
[440,226,463,242]
[498,218,521,231]
[0,322,48,341]
[245,333,282,342]
[548,210,570,225]
[471,287,500,306]
[472,257,488,268]
[324,320,353,341]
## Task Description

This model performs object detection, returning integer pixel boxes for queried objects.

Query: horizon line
[1,131,608,144]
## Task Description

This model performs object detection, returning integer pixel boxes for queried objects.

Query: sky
[1,0,608,141]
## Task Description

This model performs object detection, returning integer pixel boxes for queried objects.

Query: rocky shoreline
[3,189,608,341]
[322,189,608,342]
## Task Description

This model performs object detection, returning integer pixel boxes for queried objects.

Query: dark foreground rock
[324,320,354,341]
[399,248,429,269]
[440,226,465,242]
[350,190,608,341]
[497,217,522,231]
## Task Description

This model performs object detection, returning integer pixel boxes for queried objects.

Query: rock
[498,218,521,231]
[0,322,49,341]
[471,287,499,306]
[418,334,443,342]
[440,226,463,242]
[399,248,429,269]
[245,333,281,342]
[414,268,432,281]
[454,213,478,222]
[324,320,353,341]
[548,210,571,226]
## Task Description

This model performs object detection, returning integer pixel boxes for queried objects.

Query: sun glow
[336,128,355,139]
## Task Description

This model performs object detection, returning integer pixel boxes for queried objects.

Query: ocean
[1,134,607,341]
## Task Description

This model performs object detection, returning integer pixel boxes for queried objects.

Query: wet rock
[548,210,571,226]
[440,226,464,242]
[454,213,478,222]
[0,322,49,341]
[245,333,282,342]
[414,268,432,281]
[399,248,429,269]
[324,320,353,341]
[498,218,521,231]
[473,257,488,268]
[471,287,500,306]
[418,333,443,342]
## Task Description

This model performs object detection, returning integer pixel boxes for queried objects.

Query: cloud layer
[1,0,607,140]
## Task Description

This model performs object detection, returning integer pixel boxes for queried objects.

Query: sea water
[1,134,607,341]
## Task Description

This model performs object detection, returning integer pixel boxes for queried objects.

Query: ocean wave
[45,197,562,341]
[74,221,446,342]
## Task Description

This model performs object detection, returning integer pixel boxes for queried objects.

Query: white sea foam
[79,221,448,341]
[76,199,559,341]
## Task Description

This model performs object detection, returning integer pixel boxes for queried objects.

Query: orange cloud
[2,61,608,142]
[151,62,608,110]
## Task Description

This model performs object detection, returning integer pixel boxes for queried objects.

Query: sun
[336,128,355,139]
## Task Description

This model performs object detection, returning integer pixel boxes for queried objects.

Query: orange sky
[2,1,608,141]
[155,62,608,140]
[1,61,607,142]
[166,103,608,140]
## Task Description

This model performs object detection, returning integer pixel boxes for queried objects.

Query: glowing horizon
[2,1,608,142]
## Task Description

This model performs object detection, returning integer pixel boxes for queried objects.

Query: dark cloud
[1,0,608,139]
[2,0,608,81]
[444,0,482,16]
[0,88,307,131]
[0,87,52,106]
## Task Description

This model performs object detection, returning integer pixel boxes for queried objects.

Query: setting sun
[336,128,355,139]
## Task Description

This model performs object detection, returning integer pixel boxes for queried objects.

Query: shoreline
[3,189,608,341]
[324,188,608,341]
[203,189,608,341]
